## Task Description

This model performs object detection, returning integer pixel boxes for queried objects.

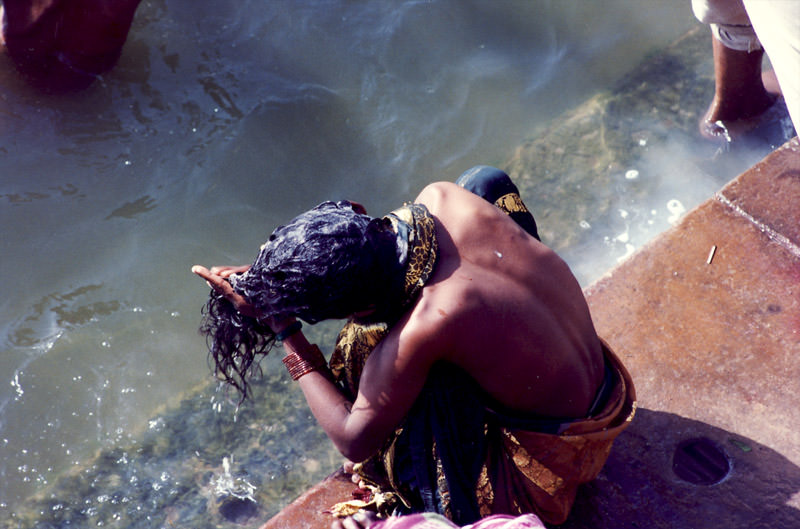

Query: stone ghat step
[261,139,800,528]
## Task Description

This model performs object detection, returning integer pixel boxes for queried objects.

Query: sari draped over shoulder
[327,202,636,526]
[328,202,437,399]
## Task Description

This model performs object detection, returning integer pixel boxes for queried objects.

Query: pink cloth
[370,513,545,529]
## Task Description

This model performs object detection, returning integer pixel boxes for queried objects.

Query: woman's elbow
[333,431,383,463]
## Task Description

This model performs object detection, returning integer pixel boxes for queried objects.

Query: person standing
[1,0,142,91]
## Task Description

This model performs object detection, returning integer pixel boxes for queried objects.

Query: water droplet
[11,371,24,398]
[667,199,686,224]
[617,243,636,263]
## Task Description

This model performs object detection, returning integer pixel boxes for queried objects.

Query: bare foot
[700,70,781,142]
[699,39,785,142]
[342,460,369,488]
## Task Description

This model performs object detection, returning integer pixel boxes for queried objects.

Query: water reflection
[0,0,790,526]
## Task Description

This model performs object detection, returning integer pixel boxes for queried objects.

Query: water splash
[212,455,257,503]
[10,371,24,400]
[713,120,733,146]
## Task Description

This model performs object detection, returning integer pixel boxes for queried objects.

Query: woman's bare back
[411,182,604,418]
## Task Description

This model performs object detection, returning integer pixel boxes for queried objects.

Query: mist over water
[0,0,785,523]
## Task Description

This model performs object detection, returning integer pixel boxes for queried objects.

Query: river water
[0,1,786,526]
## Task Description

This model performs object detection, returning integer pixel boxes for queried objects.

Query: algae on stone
[504,28,715,254]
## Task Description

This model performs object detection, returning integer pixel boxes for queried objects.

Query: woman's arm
[192,263,439,462]
[281,315,439,462]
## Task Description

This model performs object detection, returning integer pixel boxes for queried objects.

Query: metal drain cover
[672,437,731,485]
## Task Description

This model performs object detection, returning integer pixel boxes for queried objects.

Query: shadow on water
[565,408,800,529]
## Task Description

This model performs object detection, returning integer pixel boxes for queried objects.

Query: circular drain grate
[219,497,259,524]
[672,437,731,485]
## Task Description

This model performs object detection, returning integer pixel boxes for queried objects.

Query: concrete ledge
[260,469,353,529]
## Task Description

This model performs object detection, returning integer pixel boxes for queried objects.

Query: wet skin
[701,37,780,141]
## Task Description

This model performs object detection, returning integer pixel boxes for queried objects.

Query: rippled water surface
[0,1,786,526]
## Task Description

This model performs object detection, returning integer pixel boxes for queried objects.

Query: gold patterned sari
[328,202,437,397]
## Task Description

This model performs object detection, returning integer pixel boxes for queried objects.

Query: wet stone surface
[506,28,714,252]
[503,27,789,284]
[3,354,341,529]
[575,139,800,528]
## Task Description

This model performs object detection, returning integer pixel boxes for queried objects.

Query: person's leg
[700,37,777,138]
[743,0,800,139]
[691,0,782,140]
[456,166,540,241]
[1,0,142,91]
[1,1,61,36]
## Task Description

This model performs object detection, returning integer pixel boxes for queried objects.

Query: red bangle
[282,345,327,380]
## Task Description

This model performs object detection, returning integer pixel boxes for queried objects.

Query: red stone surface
[570,138,800,528]
[260,469,354,529]
[262,139,800,528]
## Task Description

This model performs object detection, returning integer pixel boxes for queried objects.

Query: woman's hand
[192,265,298,335]
[191,265,259,319]
[342,460,368,487]
[209,265,251,278]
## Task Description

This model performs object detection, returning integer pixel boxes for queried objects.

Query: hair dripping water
[199,287,276,404]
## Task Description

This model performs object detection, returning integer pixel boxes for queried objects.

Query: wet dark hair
[199,291,274,401]
[199,201,405,401]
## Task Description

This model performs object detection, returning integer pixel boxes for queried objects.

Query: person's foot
[698,38,787,143]
[700,69,781,142]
